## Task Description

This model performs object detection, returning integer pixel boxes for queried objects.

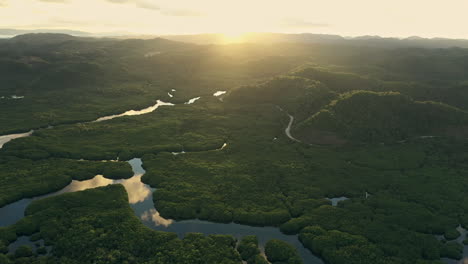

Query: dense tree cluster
[264,239,302,264]
[0,157,132,207]
[236,236,268,264]
[1,185,243,264]
[296,90,468,143]
[2,34,468,264]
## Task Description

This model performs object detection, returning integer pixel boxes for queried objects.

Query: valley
[1,33,468,264]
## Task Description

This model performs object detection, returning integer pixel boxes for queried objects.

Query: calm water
[0,158,323,263]
[326,197,349,206]
[0,99,174,150]
[276,106,301,143]
[185,97,201,104]
[8,236,51,255]
[0,130,33,149]
[213,91,227,97]
[93,100,174,122]
[441,226,468,264]
[1,96,466,263]
[0,97,323,263]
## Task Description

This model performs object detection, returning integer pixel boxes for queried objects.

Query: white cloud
[37,0,68,3]
[279,18,329,29]
[104,0,201,16]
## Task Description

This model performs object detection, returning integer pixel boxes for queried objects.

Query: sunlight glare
[221,31,246,44]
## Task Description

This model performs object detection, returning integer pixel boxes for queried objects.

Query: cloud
[135,1,159,10]
[104,0,201,16]
[280,18,329,29]
[105,0,158,9]
[161,8,203,17]
[37,0,68,3]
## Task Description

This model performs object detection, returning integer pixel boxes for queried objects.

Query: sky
[1,0,468,38]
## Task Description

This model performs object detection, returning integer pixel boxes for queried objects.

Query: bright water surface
[0,158,323,263]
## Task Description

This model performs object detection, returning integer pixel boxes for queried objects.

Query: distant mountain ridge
[2,29,468,48]
[161,33,468,48]
[0,28,91,37]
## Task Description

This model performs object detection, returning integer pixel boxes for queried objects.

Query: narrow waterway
[441,225,468,264]
[0,99,174,150]
[326,197,349,206]
[276,106,301,142]
[93,100,174,122]
[0,97,324,263]
[0,130,33,149]
[0,157,323,264]
[213,91,227,97]
[185,97,201,104]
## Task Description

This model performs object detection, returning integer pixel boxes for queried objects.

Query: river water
[2,97,467,263]
[0,100,174,150]
[0,158,323,264]
[0,98,323,263]
[93,100,174,122]
[0,130,33,149]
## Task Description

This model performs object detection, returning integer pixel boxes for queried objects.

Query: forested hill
[160,32,468,48]
[227,60,468,144]
[3,33,468,264]
[295,91,468,143]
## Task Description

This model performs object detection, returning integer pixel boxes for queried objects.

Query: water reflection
[0,157,323,264]
[171,143,227,156]
[276,106,301,143]
[8,236,50,255]
[442,225,468,264]
[58,175,113,193]
[0,99,174,149]
[141,209,174,227]
[0,130,34,149]
[1,95,24,100]
[50,174,152,205]
[144,51,162,58]
[185,97,201,104]
[120,174,152,204]
[0,158,156,226]
[326,197,349,206]
[213,91,226,97]
[93,100,174,122]
[146,219,323,264]
[0,199,32,227]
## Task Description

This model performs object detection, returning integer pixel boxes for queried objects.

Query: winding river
[0,158,323,264]
[0,130,33,149]
[276,106,301,143]
[4,97,465,263]
[0,100,174,150]
[0,98,324,263]
[93,100,174,122]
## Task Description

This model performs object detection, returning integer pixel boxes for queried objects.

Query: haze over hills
[0,28,92,37]
[2,25,468,264]
[3,0,468,263]
[3,29,468,49]
[160,33,468,48]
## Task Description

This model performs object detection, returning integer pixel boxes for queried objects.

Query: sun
[221,31,247,44]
